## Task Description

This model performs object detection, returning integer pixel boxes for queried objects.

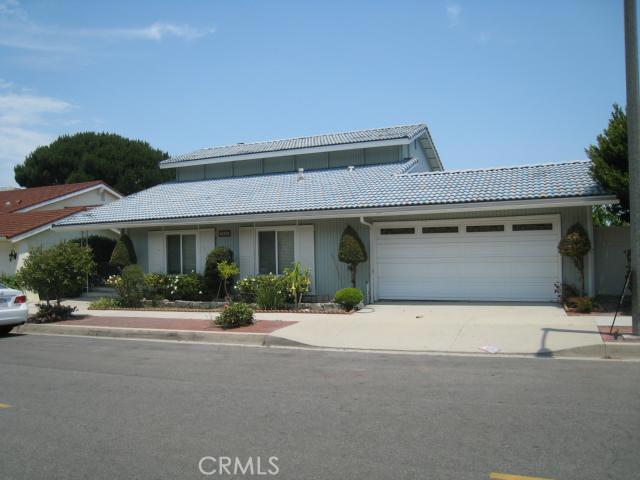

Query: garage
[373,215,562,302]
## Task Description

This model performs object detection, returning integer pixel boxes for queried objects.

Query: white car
[0,283,28,335]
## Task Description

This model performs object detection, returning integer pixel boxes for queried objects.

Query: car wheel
[0,326,14,336]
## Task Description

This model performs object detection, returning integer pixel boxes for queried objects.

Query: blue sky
[0,0,628,186]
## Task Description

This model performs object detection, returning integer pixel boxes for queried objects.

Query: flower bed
[88,298,351,314]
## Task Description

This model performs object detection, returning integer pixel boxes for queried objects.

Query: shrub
[31,303,76,323]
[16,241,95,305]
[282,262,311,306]
[553,282,579,301]
[217,260,240,298]
[117,265,146,307]
[334,288,364,311]
[110,233,137,269]
[213,302,254,329]
[167,273,205,301]
[89,297,121,309]
[338,226,368,288]
[574,296,594,313]
[0,274,20,290]
[204,247,234,297]
[557,223,591,296]
[144,273,171,298]
[254,275,288,309]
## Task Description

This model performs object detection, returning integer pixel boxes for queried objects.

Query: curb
[16,323,273,347]
[14,324,640,359]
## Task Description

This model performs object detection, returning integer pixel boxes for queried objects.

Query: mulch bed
[54,316,297,334]
[598,326,640,342]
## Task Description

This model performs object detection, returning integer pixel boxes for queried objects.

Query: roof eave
[52,195,618,231]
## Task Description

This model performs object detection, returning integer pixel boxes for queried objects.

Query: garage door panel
[375,217,561,302]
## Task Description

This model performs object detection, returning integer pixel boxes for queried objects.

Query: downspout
[359,216,373,304]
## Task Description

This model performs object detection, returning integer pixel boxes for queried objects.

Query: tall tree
[587,104,630,224]
[14,132,173,196]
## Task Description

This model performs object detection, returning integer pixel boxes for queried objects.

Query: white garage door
[374,215,561,302]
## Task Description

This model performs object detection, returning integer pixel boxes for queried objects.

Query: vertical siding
[232,159,262,176]
[328,149,365,168]
[177,166,205,181]
[594,226,630,295]
[364,146,401,164]
[295,152,329,170]
[205,163,233,179]
[264,156,295,173]
[308,218,371,298]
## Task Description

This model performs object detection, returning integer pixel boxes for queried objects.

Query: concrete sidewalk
[26,299,638,358]
[271,303,620,356]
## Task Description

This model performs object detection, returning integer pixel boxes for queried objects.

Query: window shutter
[197,229,216,274]
[148,231,165,273]
[239,227,256,278]
[294,225,315,293]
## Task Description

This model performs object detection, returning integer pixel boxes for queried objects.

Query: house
[54,124,615,302]
[0,180,122,275]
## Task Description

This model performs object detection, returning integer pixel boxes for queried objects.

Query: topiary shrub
[558,223,591,296]
[118,265,146,307]
[334,288,364,312]
[110,236,132,269]
[204,247,234,297]
[213,302,255,329]
[338,226,368,288]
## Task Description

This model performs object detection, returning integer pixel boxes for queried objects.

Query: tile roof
[0,207,88,239]
[56,160,609,227]
[0,180,105,213]
[161,124,427,165]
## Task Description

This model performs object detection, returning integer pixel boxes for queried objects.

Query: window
[513,223,553,231]
[258,230,295,274]
[380,228,415,235]
[422,226,459,234]
[466,225,505,233]
[166,234,197,274]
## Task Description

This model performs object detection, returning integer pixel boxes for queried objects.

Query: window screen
[380,228,415,235]
[258,231,277,274]
[512,223,553,231]
[466,225,505,233]
[277,231,295,274]
[422,226,459,234]
[166,235,181,274]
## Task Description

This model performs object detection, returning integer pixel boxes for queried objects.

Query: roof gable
[0,180,106,213]
[0,207,87,240]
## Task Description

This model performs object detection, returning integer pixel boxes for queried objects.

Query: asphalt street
[1,333,639,480]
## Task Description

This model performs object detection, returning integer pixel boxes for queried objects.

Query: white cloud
[446,4,462,27]
[0,85,74,185]
[0,0,214,54]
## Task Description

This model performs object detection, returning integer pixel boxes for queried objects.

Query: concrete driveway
[272,302,607,355]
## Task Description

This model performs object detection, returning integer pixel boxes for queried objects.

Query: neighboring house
[0,181,122,275]
[54,124,616,302]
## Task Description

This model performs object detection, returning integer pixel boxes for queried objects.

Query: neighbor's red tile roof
[0,206,88,239]
[0,180,105,213]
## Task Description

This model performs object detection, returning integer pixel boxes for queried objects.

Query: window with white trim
[166,233,197,274]
[258,230,295,275]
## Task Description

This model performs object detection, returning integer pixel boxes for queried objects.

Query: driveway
[272,302,607,355]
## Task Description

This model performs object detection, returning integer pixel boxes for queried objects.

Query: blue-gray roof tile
[161,124,427,165]
[56,160,608,226]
